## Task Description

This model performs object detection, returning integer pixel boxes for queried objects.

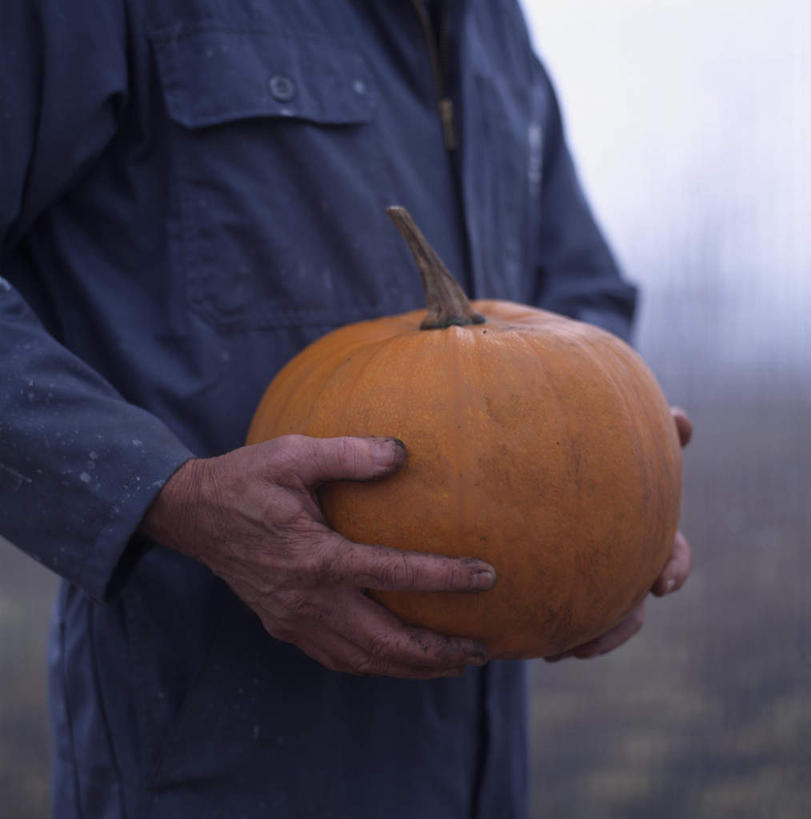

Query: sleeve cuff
[75,436,195,603]
[575,306,635,345]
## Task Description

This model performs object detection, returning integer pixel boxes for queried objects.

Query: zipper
[410,0,475,297]
[411,0,458,151]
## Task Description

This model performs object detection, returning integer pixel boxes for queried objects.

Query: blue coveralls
[0,1,636,816]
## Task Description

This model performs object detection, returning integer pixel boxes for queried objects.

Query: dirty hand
[545,407,694,662]
[140,435,495,679]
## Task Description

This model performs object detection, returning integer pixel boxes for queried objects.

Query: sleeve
[0,0,195,601]
[531,57,638,343]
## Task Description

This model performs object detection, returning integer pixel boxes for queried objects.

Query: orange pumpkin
[247,207,682,658]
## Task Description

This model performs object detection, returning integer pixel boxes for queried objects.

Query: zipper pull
[439,97,458,151]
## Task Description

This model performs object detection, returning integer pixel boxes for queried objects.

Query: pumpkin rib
[571,341,663,625]
[580,334,680,588]
[603,337,682,538]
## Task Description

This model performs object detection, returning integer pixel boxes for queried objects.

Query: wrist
[139,457,211,561]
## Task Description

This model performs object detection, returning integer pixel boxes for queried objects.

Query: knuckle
[301,548,332,587]
[351,659,374,677]
[383,554,417,589]
[334,436,360,467]
[425,558,457,591]
[443,560,463,590]
[259,493,303,531]
[628,608,646,631]
[276,628,299,645]
[417,632,472,667]
[277,434,309,452]
[401,627,436,657]
[272,536,337,589]
[266,435,311,483]
[266,619,297,645]
[305,436,348,481]
[328,436,375,480]
[444,637,476,663]
[349,654,383,677]
[400,627,464,667]
[265,434,298,462]
[366,630,395,660]
[677,535,693,570]
[282,590,319,622]
[306,537,347,586]
[317,654,343,673]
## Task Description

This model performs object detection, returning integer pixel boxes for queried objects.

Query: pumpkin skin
[246,301,682,659]
[246,209,682,659]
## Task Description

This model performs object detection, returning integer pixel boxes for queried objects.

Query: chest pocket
[151,23,400,332]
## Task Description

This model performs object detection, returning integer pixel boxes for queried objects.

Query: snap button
[268,75,296,102]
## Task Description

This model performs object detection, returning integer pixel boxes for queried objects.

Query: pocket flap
[150,23,374,128]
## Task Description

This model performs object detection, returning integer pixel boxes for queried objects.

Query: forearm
[138,457,212,563]
[529,56,638,341]
[0,287,194,600]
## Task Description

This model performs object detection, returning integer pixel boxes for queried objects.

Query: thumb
[290,435,407,486]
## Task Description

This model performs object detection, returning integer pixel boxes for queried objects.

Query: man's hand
[545,407,694,662]
[140,435,496,679]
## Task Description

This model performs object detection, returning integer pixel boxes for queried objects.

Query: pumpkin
[247,207,682,659]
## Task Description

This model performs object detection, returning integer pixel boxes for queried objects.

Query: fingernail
[664,578,676,594]
[467,651,489,667]
[545,652,572,663]
[373,438,406,470]
[472,569,497,590]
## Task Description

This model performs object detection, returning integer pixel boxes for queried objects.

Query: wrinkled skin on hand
[141,435,497,679]
[545,407,694,662]
[142,410,692,675]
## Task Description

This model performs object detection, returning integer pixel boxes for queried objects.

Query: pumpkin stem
[387,206,485,330]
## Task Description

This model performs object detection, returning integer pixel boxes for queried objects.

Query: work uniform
[0,1,636,816]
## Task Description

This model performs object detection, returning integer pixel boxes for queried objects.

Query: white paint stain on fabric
[527,121,543,197]
[0,464,33,492]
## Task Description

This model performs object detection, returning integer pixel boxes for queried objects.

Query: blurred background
[1,1,809,816]
[523,0,811,817]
